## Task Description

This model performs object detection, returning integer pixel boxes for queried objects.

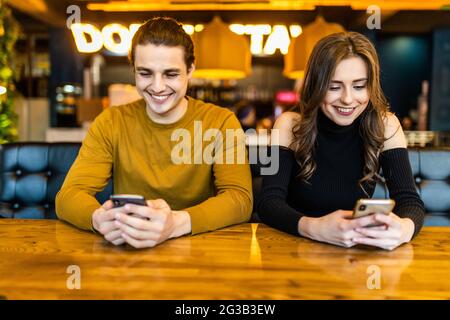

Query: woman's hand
[299,210,364,248]
[352,212,415,251]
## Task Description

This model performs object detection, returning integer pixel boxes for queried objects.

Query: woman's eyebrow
[330,78,368,83]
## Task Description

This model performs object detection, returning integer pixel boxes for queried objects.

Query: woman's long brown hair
[291,32,389,190]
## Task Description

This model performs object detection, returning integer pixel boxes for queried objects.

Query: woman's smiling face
[320,56,370,126]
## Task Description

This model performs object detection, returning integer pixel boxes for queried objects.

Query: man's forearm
[56,188,101,231]
[183,190,252,235]
[171,210,192,238]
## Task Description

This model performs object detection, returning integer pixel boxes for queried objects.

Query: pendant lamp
[192,16,251,80]
[284,16,345,79]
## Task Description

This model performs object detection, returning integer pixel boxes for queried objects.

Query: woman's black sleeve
[379,148,425,238]
[256,146,304,236]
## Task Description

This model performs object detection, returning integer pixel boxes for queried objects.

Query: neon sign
[70,23,302,55]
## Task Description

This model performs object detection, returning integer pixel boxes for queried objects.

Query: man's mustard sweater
[56,97,253,234]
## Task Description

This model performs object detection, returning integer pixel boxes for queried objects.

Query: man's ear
[187,64,195,78]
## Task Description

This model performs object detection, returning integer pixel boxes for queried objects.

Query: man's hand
[114,199,191,249]
[92,200,127,246]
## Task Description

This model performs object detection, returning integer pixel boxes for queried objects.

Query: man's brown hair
[129,17,195,71]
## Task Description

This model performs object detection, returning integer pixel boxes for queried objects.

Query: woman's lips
[333,106,356,116]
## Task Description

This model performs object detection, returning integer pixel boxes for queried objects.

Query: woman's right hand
[299,210,364,248]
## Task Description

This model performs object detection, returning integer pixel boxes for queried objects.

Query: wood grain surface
[0,219,449,299]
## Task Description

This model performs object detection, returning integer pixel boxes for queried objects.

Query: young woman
[257,32,425,250]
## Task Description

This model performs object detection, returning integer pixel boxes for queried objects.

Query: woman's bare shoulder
[382,112,407,151]
[272,111,301,148]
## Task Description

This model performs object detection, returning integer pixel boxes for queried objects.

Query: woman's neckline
[317,108,363,135]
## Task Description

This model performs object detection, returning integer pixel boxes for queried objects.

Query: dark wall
[430,28,450,131]
[49,27,85,127]
[376,34,431,119]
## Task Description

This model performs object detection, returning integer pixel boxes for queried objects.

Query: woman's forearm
[298,216,319,240]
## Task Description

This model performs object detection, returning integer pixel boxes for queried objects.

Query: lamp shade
[192,16,251,80]
[284,16,345,79]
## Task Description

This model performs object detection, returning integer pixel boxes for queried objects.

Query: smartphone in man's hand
[110,194,149,220]
[110,194,147,207]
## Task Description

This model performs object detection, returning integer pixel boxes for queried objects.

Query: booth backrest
[0,142,112,219]
[1,142,449,226]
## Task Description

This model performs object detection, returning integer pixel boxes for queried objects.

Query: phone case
[110,194,146,207]
[353,199,395,219]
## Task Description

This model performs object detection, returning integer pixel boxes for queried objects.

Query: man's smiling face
[134,43,194,123]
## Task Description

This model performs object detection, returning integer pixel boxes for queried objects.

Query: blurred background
[0,0,449,147]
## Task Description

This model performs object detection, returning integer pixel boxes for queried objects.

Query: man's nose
[150,75,165,92]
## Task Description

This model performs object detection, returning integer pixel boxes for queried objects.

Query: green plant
[0,1,19,143]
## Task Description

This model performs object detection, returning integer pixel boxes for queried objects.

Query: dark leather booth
[0,143,112,219]
[1,142,449,226]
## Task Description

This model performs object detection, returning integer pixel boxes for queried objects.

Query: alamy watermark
[66,5,81,29]
[366,5,382,30]
[366,264,381,289]
[66,265,81,290]
[170,121,280,176]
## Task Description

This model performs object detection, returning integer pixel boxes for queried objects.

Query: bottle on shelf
[417,80,429,131]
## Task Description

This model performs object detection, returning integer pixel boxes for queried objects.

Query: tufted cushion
[414,149,450,225]
[1,143,449,226]
[0,142,112,219]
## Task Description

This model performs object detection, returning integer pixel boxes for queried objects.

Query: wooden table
[0,219,449,300]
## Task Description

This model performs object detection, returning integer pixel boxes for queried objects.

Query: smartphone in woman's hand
[353,198,395,219]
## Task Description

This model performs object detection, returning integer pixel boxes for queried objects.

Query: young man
[56,17,253,248]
